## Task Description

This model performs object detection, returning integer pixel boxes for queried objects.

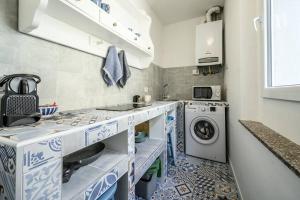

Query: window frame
[263,0,300,102]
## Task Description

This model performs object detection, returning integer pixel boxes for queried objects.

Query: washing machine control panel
[187,101,229,107]
[186,105,219,113]
[186,101,228,114]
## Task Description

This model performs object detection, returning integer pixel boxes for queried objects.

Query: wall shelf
[18,0,154,69]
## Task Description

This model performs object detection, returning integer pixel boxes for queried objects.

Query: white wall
[131,0,164,66]
[160,17,206,68]
[225,0,300,199]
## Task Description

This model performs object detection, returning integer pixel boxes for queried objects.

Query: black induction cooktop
[96,103,152,111]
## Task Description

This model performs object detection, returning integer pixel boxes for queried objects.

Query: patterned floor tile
[175,184,192,196]
[149,153,240,200]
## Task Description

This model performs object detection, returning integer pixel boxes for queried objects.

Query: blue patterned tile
[129,159,135,189]
[0,144,16,200]
[23,159,61,200]
[0,144,16,175]
[85,121,118,146]
[175,184,192,196]
[176,102,185,153]
[150,154,240,200]
[85,169,118,200]
[0,171,15,200]
[23,137,62,173]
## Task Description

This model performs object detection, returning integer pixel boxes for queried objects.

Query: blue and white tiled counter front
[0,101,178,200]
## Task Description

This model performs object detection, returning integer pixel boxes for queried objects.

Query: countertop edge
[239,120,300,178]
[0,101,178,145]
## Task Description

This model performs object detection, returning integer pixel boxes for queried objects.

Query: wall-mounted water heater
[195,19,223,66]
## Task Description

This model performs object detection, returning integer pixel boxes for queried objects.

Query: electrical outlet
[192,69,200,75]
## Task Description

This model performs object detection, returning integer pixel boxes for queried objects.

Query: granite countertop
[0,101,177,143]
[239,120,300,177]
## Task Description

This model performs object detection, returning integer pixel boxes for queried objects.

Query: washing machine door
[190,117,219,145]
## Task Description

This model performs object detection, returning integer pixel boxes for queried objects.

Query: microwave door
[207,88,213,98]
[194,87,213,99]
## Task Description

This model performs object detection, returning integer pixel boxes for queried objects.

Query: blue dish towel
[102,46,123,86]
[118,50,131,87]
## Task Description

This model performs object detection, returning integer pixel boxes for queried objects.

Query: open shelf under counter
[62,148,129,200]
[135,138,166,184]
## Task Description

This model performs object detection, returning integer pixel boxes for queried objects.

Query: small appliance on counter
[144,95,152,104]
[192,85,221,101]
[0,74,41,127]
[133,95,141,103]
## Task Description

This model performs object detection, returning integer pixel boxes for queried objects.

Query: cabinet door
[100,10,136,43]
[99,10,116,31]
[66,0,100,20]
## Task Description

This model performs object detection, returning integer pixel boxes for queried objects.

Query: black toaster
[0,74,42,127]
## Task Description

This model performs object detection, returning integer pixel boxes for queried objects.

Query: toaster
[0,74,41,127]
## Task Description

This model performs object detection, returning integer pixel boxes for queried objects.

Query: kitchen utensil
[133,95,141,103]
[38,103,58,118]
[0,74,41,127]
[135,131,147,143]
[144,95,152,103]
[63,142,105,183]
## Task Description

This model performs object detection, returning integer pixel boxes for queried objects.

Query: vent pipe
[206,6,221,22]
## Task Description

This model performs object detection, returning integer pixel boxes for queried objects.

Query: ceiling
[146,0,224,25]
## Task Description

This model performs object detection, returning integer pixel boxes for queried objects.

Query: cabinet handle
[113,22,118,27]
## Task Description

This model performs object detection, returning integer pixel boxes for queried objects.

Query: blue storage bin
[97,183,117,200]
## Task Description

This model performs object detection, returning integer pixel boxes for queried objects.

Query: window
[263,0,300,101]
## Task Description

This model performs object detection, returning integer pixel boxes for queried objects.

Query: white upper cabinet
[65,0,100,20]
[18,0,154,69]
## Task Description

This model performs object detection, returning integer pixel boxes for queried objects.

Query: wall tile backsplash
[0,0,224,111]
[162,66,224,100]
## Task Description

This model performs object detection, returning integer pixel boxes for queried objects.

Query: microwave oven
[192,86,221,101]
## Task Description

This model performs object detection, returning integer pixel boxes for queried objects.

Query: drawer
[99,9,115,30]
[84,121,118,146]
[100,10,136,42]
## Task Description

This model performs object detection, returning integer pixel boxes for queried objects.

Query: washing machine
[185,101,227,163]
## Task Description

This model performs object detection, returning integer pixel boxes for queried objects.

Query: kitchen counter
[0,101,178,200]
[0,101,177,143]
